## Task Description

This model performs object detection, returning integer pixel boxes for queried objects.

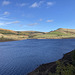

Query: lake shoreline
[0,39,18,42]
[0,37,75,42]
[28,37,75,39]
[28,50,74,75]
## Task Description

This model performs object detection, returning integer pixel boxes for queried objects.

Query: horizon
[0,27,75,32]
[0,0,75,32]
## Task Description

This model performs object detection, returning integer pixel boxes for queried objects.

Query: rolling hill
[32,28,75,39]
[0,28,75,41]
[0,28,17,34]
[54,28,75,34]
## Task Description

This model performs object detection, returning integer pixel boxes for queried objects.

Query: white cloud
[0,17,12,20]
[0,15,13,20]
[28,23,38,26]
[0,23,4,26]
[0,17,8,20]
[30,1,44,8]
[39,19,43,21]
[46,20,53,22]
[19,25,23,27]
[4,11,10,15]
[30,2,38,8]
[0,21,20,26]
[5,21,20,24]
[13,21,20,23]
[17,3,27,7]
[2,1,11,6]
[47,2,54,6]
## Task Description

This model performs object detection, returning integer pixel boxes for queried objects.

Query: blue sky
[0,0,75,32]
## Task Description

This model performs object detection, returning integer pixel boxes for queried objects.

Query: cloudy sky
[0,0,75,32]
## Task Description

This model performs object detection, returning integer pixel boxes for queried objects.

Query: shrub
[56,61,75,75]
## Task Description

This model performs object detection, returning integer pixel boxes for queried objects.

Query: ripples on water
[0,39,75,75]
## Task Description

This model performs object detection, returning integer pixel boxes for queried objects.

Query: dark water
[0,39,75,75]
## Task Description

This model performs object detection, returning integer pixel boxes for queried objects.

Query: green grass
[0,28,75,40]
[32,31,75,39]
[48,31,70,36]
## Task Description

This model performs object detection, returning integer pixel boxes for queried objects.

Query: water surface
[0,39,75,75]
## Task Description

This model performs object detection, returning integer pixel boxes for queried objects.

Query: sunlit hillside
[0,28,75,41]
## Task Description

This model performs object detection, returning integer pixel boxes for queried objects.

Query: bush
[56,61,75,75]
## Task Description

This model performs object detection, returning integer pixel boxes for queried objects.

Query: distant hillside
[0,28,75,41]
[17,31,44,36]
[0,28,44,41]
[33,28,75,39]
[0,28,75,35]
[0,28,44,35]
[55,28,75,34]
[0,28,17,34]
[47,28,75,36]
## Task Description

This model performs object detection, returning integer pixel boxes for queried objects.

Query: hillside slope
[0,28,44,41]
[0,28,75,41]
[33,28,75,39]
[55,28,75,34]
[0,28,17,34]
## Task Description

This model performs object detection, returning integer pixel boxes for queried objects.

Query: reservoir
[0,39,75,75]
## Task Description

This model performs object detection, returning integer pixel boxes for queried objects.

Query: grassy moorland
[33,28,75,39]
[0,28,44,41]
[0,28,75,42]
